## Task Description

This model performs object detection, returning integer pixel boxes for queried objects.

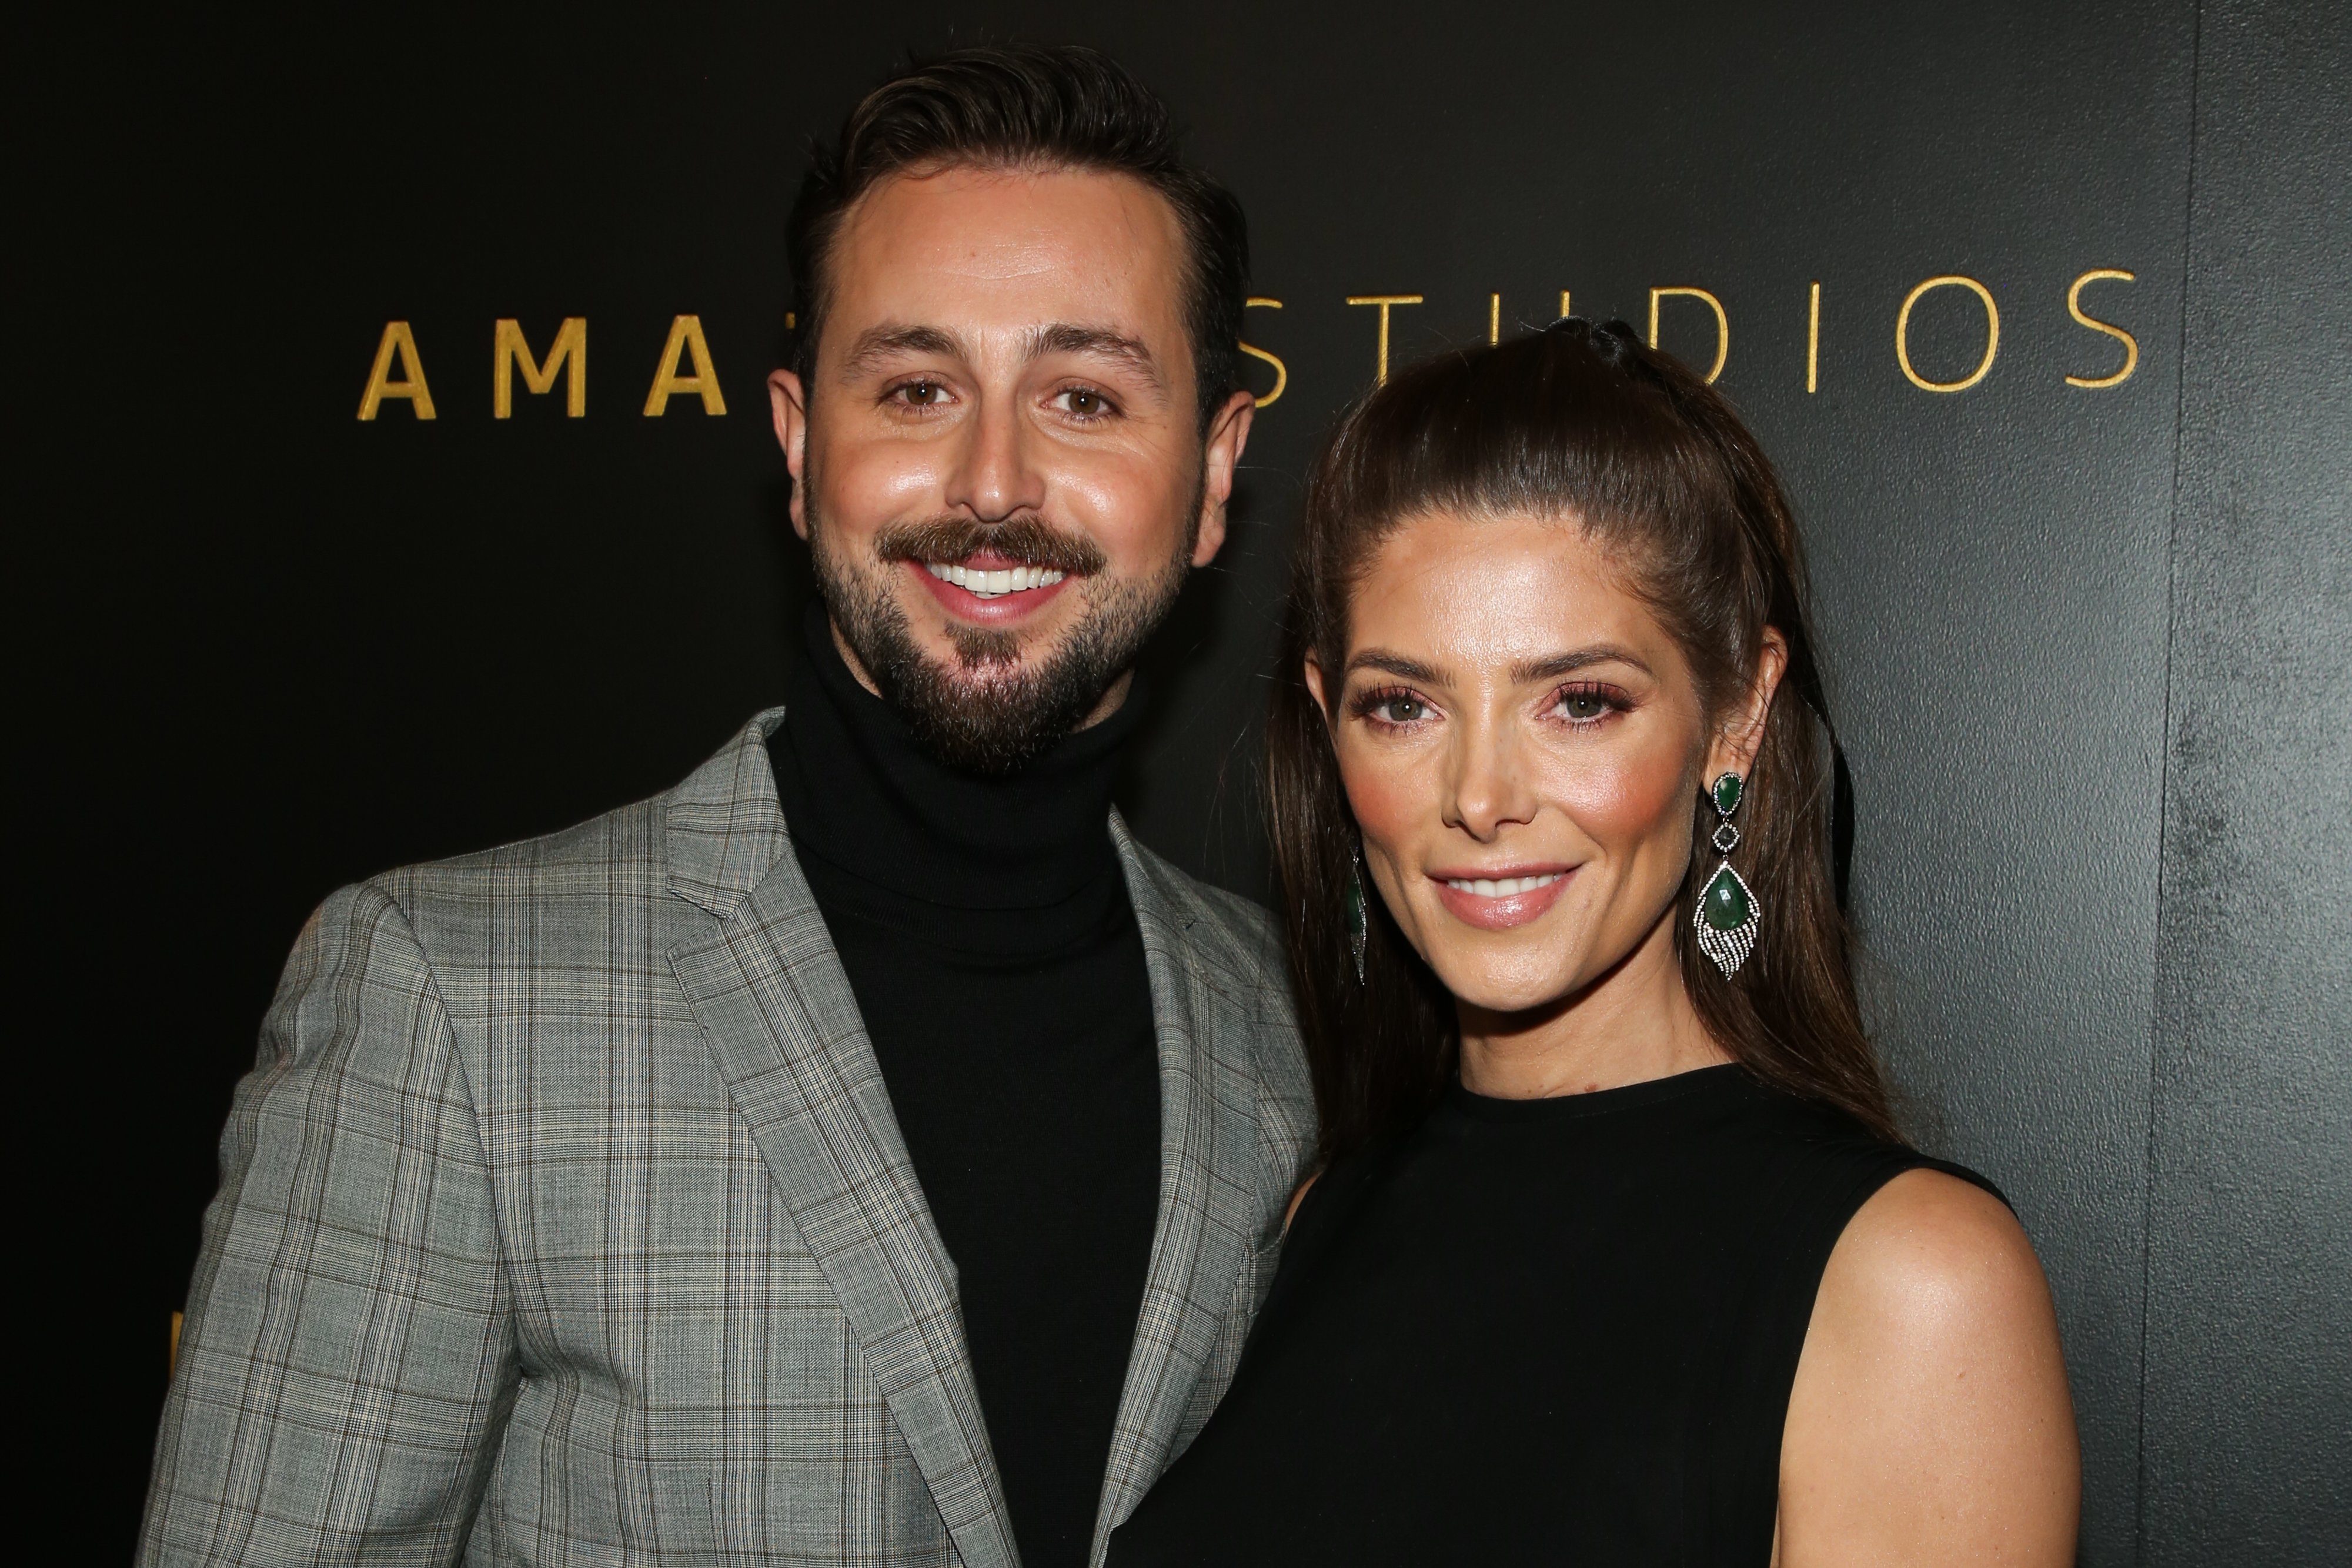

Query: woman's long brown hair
[1267,318,1895,1162]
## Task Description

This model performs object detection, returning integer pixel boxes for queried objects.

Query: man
[143,46,1313,1568]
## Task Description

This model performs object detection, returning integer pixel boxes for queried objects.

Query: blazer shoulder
[1123,840,1287,991]
[370,791,671,909]
[1121,846,1318,1187]
[1189,879,1287,984]
[1118,838,1309,1073]
[368,710,786,919]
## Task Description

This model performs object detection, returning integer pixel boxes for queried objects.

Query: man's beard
[807,502,1194,776]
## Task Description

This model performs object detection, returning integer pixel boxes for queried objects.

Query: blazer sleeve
[141,880,519,1567]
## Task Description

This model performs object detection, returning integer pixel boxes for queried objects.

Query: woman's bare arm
[1775,1169,2079,1567]
[1284,1172,1321,1231]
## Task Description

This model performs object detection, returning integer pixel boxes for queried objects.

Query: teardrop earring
[1346,847,1369,985]
[1695,771,1762,977]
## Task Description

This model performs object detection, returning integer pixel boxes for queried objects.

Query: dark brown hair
[786,43,1248,432]
[1267,317,1893,1161]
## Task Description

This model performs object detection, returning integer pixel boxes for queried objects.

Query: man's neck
[771,608,1138,915]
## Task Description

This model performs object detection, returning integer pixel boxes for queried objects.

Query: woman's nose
[1444,720,1539,841]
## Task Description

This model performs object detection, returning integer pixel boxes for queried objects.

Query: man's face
[769,163,1255,773]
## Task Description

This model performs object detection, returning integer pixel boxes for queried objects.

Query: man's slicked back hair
[787,44,1249,432]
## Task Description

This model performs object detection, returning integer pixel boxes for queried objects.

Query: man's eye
[897,380,946,407]
[1057,387,1112,417]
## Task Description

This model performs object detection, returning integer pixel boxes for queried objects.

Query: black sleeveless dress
[1105,1064,1998,1567]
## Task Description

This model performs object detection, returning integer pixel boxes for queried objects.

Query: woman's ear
[1304,656,1332,726]
[1707,628,1790,781]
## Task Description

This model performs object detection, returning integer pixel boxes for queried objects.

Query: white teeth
[923,561,1067,600]
[1446,873,1563,897]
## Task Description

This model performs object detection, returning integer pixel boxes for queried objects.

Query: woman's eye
[1552,686,1621,724]
[1376,695,1428,724]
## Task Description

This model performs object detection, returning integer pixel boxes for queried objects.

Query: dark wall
[2144,1,2352,1559]
[28,2,2345,1559]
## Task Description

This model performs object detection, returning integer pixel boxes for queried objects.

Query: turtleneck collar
[769,604,1142,914]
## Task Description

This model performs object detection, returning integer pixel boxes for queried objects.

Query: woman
[1108,320,2079,1566]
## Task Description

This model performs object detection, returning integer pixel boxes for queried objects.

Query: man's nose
[943,392,1047,522]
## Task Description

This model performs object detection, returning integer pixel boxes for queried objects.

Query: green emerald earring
[1696,771,1761,977]
[1346,848,1368,985]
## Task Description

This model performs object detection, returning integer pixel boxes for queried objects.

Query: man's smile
[908,546,1081,622]
[922,559,1070,599]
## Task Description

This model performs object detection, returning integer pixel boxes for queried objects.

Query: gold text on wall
[1344,295,1425,385]
[2064,271,2139,389]
[355,272,2141,421]
[643,316,727,416]
[495,319,586,417]
[357,323,436,420]
[1242,297,1287,407]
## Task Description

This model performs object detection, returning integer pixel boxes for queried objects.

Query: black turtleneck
[767,609,1162,1568]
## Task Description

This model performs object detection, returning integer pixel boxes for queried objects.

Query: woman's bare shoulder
[1777,1168,2079,1568]
[1824,1168,2048,1335]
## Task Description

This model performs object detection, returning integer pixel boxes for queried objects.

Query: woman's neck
[1454,910,1730,1099]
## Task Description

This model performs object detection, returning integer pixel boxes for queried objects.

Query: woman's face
[1310,510,1757,1018]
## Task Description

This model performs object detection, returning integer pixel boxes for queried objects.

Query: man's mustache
[874,516,1107,577]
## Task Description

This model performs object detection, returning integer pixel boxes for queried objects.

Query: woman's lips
[1429,867,1574,930]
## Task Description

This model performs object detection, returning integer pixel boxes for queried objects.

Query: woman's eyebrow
[1345,650,1445,684]
[1512,646,1652,683]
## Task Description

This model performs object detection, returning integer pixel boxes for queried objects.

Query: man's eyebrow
[1344,649,1445,684]
[1511,646,1653,683]
[1027,323,1165,389]
[838,323,964,376]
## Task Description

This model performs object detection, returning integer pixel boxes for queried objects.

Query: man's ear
[1190,387,1259,567]
[769,369,811,541]
[1706,627,1790,782]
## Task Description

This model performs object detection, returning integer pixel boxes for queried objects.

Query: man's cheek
[873,456,946,514]
[823,434,943,534]
[1059,456,1183,570]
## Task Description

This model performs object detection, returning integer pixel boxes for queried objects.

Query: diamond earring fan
[1695,771,1762,977]
[1345,848,1368,985]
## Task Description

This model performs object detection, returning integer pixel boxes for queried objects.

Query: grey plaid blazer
[142,709,1317,1568]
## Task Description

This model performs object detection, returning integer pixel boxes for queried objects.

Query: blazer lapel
[1091,814,1269,1554]
[664,714,1018,1568]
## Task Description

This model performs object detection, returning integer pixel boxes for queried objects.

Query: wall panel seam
[2137,2,2209,1563]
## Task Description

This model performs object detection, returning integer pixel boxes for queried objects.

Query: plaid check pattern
[141,710,1317,1567]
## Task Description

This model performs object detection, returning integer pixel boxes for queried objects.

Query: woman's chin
[1425,956,1591,1023]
